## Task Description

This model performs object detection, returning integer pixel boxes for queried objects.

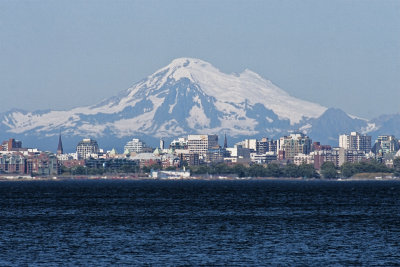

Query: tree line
[61,157,400,179]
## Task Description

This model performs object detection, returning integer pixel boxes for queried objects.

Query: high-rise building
[339,132,371,153]
[277,133,312,161]
[187,134,218,157]
[372,135,399,155]
[76,138,99,159]
[255,137,277,154]
[124,138,151,153]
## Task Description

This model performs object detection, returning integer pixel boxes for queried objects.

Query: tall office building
[277,133,312,160]
[187,134,219,156]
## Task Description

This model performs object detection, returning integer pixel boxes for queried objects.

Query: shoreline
[0,175,398,182]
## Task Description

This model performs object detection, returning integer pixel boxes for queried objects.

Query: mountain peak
[168,57,209,68]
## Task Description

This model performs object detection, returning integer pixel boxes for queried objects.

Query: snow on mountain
[1,58,328,140]
[147,58,327,124]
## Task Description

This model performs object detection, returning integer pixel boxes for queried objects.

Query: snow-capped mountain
[0,57,379,151]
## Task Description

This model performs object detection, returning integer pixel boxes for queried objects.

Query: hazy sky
[1,0,399,119]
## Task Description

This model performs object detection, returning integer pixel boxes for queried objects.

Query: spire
[57,132,64,155]
[224,132,228,149]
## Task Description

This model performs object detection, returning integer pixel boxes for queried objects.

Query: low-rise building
[150,170,191,179]
[250,152,277,164]
[293,153,314,166]
[338,148,367,166]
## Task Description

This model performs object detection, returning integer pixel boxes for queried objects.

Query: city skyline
[1,0,399,119]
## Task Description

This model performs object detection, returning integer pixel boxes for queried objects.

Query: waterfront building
[0,152,26,174]
[150,170,190,179]
[0,151,60,175]
[85,158,138,171]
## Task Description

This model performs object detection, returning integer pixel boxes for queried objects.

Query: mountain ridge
[0,57,395,151]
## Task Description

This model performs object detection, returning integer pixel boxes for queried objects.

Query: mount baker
[1,58,392,151]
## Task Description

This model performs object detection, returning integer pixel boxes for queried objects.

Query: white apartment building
[339,132,371,152]
[76,138,99,159]
[124,138,149,153]
[293,153,314,166]
[236,139,257,152]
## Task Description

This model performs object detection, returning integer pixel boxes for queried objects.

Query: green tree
[284,164,300,178]
[266,163,282,177]
[320,162,337,179]
[248,164,267,177]
[299,163,319,178]
[213,163,233,175]
[60,165,71,175]
[190,165,210,175]
[233,164,247,177]
[73,166,86,175]
[340,162,355,178]
[394,157,400,177]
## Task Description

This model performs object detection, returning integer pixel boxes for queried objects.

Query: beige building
[187,134,218,157]
[277,133,312,161]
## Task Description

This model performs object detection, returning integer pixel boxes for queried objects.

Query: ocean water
[0,179,399,266]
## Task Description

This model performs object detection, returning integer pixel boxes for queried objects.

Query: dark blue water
[0,180,399,266]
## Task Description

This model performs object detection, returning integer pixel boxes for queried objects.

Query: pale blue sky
[1,0,399,119]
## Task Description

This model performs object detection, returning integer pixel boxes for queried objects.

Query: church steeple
[57,132,64,155]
